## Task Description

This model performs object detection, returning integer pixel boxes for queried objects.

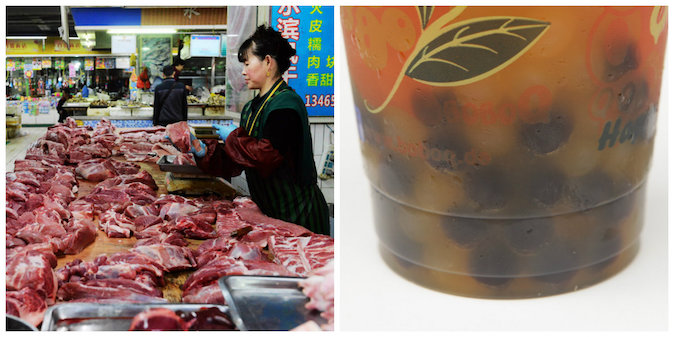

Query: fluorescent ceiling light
[7,36,48,40]
[107,28,176,34]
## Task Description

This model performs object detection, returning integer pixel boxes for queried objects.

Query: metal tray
[41,303,229,331]
[157,155,205,174]
[219,275,326,331]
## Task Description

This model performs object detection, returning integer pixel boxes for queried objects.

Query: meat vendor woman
[190,25,330,235]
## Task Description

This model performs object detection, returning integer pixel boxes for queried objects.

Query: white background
[337,13,669,331]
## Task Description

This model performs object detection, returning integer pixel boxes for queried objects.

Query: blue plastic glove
[188,133,206,158]
[213,123,237,142]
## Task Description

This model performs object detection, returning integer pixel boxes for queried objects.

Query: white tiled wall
[311,123,335,205]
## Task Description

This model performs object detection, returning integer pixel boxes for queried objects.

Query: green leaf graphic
[417,6,434,29]
[405,17,550,85]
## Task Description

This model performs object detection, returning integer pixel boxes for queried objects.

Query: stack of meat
[6,243,59,327]
[115,126,173,163]
[6,120,104,328]
[56,244,196,304]
[5,119,171,327]
[180,197,334,306]
[6,119,335,330]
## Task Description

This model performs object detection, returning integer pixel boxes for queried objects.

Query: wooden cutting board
[55,155,210,302]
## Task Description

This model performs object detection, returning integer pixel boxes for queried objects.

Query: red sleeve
[195,139,242,179]
[224,127,284,178]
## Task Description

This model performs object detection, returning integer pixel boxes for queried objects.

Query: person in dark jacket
[189,25,330,235]
[56,89,71,123]
[152,65,188,126]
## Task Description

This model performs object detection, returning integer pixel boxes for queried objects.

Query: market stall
[6,118,334,331]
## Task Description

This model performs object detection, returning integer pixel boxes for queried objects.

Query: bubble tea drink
[342,6,667,298]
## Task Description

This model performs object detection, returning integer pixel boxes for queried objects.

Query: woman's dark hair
[238,25,296,76]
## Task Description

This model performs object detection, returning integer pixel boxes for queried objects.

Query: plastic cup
[342,6,668,298]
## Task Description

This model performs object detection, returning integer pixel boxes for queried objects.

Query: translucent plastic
[343,6,667,297]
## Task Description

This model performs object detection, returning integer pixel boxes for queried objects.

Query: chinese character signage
[6,39,42,53]
[272,6,334,116]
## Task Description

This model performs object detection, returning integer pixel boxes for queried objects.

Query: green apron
[240,79,330,235]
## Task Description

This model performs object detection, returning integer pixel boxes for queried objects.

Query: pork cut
[26,139,67,163]
[76,158,118,181]
[6,288,47,327]
[99,209,136,238]
[125,204,160,219]
[67,143,112,164]
[181,282,225,304]
[268,235,334,277]
[6,244,59,305]
[135,232,189,247]
[166,121,193,153]
[57,280,167,303]
[97,170,158,190]
[119,141,154,154]
[152,142,182,157]
[131,244,197,272]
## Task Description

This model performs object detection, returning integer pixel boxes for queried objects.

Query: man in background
[152,65,188,126]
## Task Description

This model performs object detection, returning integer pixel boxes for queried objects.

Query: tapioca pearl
[469,242,519,287]
[603,44,638,83]
[503,217,555,255]
[531,242,579,284]
[439,216,493,249]
[617,82,637,112]
[423,125,470,173]
[410,87,445,127]
[567,169,617,210]
[463,166,509,211]
[519,111,573,155]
